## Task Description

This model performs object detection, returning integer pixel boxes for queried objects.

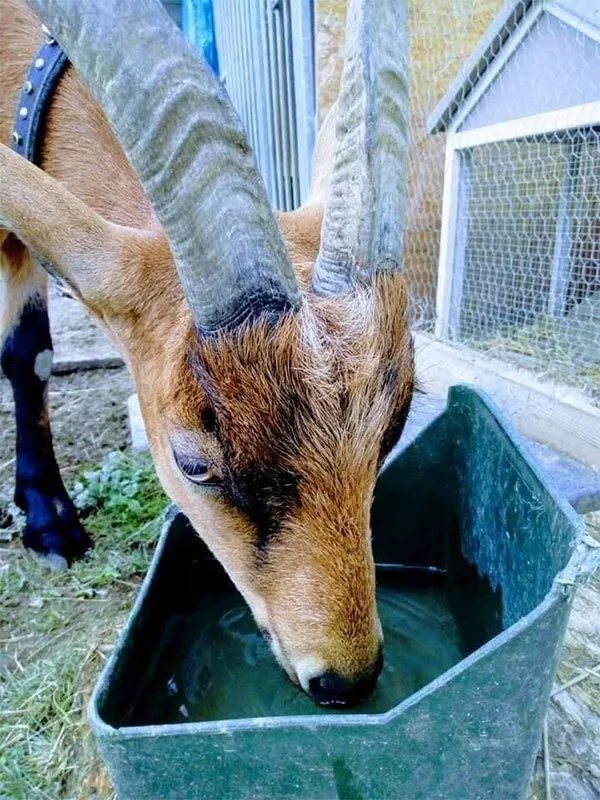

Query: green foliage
[73,450,168,534]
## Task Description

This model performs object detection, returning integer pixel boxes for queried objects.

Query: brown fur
[0,0,413,689]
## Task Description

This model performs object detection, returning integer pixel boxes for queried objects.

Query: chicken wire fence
[453,131,600,395]
[404,0,600,404]
[397,1,507,329]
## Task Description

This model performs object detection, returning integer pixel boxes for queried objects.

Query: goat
[0,0,413,707]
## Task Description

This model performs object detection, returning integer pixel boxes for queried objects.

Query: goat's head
[0,0,411,706]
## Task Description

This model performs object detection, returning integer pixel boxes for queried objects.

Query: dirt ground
[0,367,133,509]
[45,283,122,372]
[1,282,599,799]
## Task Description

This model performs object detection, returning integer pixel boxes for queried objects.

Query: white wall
[460,12,600,132]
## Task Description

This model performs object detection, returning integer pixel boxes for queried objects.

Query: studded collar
[10,24,69,164]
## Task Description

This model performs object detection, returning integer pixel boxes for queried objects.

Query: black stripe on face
[200,378,304,559]
[378,362,415,466]
[221,465,300,558]
[379,394,412,466]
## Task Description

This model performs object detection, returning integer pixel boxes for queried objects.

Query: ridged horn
[312,0,409,296]
[26,0,300,332]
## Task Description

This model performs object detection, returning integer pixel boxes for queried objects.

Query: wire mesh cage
[410,0,600,404]
[454,130,600,398]
[402,0,507,329]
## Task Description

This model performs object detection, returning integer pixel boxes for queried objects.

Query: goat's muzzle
[306,647,384,708]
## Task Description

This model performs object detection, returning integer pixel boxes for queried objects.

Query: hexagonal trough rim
[87,385,599,797]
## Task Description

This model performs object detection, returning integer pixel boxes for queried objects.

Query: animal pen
[178,0,600,462]
[430,0,600,405]
[0,0,598,797]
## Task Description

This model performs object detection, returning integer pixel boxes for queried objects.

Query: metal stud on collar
[10,31,69,160]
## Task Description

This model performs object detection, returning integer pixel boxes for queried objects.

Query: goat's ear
[0,143,159,314]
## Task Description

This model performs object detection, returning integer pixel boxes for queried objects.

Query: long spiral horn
[312,0,409,296]
[26,0,301,332]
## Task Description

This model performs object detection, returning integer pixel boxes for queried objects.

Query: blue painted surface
[182,0,219,74]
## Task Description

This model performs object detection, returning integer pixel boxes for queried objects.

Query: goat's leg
[0,236,91,569]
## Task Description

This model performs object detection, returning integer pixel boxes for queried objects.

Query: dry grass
[529,511,600,798]
[469,315,600,406]
[0,452,168,800]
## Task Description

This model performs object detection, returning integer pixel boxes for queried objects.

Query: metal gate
[211,0,315,210]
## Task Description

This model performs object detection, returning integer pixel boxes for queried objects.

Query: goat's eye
[174,454,220,485]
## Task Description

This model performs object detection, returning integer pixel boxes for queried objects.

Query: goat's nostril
[309,671,350,697]
[308,653,383,709]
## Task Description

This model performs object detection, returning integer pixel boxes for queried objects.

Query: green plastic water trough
[89,385,599,799]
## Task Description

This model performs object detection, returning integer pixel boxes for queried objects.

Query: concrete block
[128,394,149,452]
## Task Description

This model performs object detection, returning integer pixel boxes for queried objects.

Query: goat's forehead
[188,342,411,468]
[166,281,414,459]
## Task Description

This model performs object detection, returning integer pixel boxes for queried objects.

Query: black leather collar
[10,24,69,164]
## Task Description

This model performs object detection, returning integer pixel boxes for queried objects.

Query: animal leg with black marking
[0,239,90,569]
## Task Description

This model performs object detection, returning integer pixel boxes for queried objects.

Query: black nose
[308,649,383,708]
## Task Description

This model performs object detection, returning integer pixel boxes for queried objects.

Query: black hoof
[18,489,92,567]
